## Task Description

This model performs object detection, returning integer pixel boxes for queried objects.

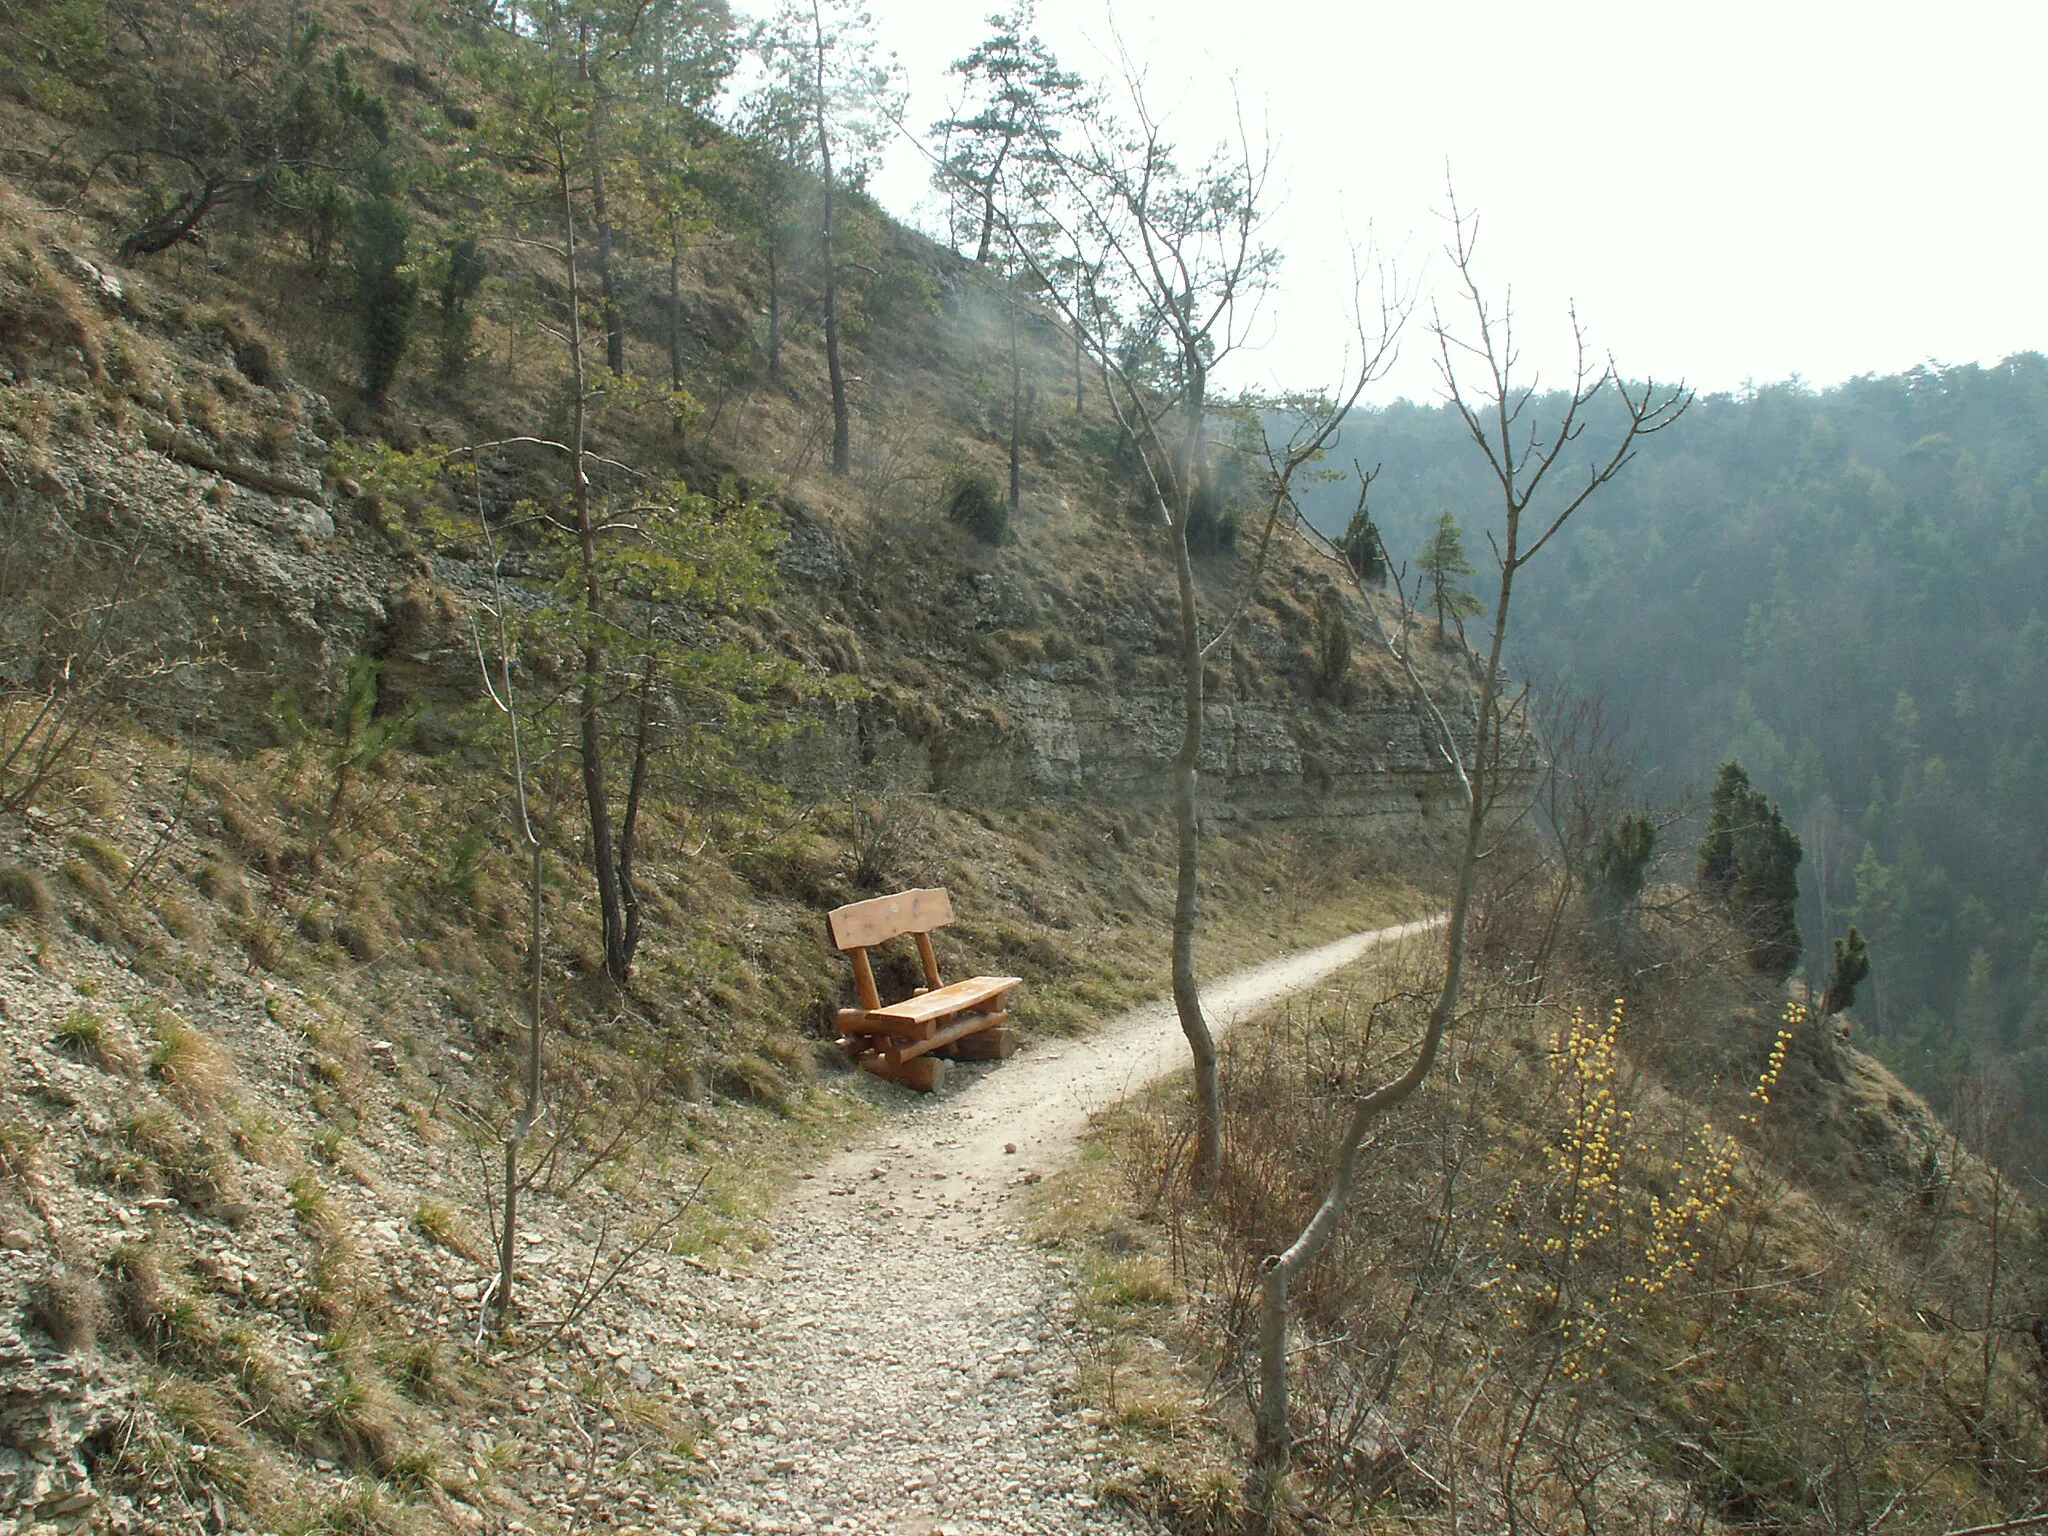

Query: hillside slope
[0,3,1466,1530]
[1045,899,2048,1534]
[0,4,2037,1534]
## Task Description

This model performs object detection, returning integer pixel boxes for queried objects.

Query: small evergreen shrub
[1342,501,1388,584]
[1696,761,1803,978]
[1185,495,1233,553]
[944,465,1008,544]
[436,234,486,378]
[1593,811,1657,911]
[351,194,417,406]
[1313,591,1352,701]
[1822,927,1871,1016]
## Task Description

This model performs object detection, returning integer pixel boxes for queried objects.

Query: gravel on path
[688,917,1442,1536]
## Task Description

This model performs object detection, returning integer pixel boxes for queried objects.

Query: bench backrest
[827,887,955,951]
[827,888,954,1013]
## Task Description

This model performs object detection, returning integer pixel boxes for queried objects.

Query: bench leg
[942,1023,1019,1061]
[861,1054,949,1093]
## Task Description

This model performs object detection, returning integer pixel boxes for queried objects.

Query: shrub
[1821,927,1871,1016]
[1696,761,1802,977]
[1312,592,1352,701]
[944,465,1008,545]
[436,234,486,378]
[0,862,56,925]
[351,194,417,406]
[1184,479,1238,554]
[1342,499,1388,584]
[1593,811,1657,911]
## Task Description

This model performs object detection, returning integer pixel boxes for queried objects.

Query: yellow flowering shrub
[1491,1000,1798,1379]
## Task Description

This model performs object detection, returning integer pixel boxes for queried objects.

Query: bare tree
[1253,193,1691,1482]
[0,499,185,815]
[453,450,549,1327]
[1000,69,1404,1192]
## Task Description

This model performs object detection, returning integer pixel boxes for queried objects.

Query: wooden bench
[828,887,1020,1092]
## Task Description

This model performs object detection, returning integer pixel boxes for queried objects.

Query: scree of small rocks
[687,918,1440,1536]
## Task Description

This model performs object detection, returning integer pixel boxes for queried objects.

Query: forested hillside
[2,0,2044,1529]
[1303,358,2048,1174]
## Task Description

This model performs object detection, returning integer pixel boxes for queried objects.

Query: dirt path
[687,917,1440,1536]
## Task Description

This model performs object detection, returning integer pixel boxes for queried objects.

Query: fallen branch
[1944,1511,2048,1536]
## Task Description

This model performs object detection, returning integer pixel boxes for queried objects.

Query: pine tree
[436,234,487,378]
[1731,787,1802,978]
[1696,761,1751,899]
[1593,811,1657,911]
[1697,761,1803,978]
[1822,927,1871,1016]
[351,191,416,405]
[1420,509,1481,633]
[751,0,903,475]
[1341,494,1388,585]
[931,3,1084,265]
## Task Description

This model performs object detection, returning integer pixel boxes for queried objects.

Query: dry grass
[122,1105,245,1219]
[408,1199,486,1263]
[141,1007,236,1112]
[110,1239,223,1366]
[0,861,57,925]
[0,1114,43,1180]
[27,1261,106,1353]
[52,1004,140,1074]
[311,1369,412,1477]
[1049,893,2048,1534]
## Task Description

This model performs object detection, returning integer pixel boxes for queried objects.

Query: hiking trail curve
[684,916,1441,1536]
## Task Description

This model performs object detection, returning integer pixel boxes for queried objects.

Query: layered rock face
[2,362,1479,839]
[824,672,1470,834]
[776,511,1485,834]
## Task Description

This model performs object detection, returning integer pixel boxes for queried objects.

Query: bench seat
[871,975,1021,1026]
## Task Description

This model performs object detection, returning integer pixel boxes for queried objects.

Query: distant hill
[1299,359,2048,1175]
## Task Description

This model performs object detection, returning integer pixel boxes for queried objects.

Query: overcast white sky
[763,0,2048,404]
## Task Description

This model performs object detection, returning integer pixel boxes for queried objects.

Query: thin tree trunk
[582,663,625,983]
[558,159,628,989]
[973,138,1011,265]
[814,1,850,474]
[1982,1166,2003,1414]
[469,442,547,1328]
[766,242,782,383]
[1168,387,1220,1192]
[668,222,685,436]
[497,835,544,1320]
[1008,300,1022,514]
[1073,268,1085,413]
[615,655,657,978]
[584,55,625,377]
